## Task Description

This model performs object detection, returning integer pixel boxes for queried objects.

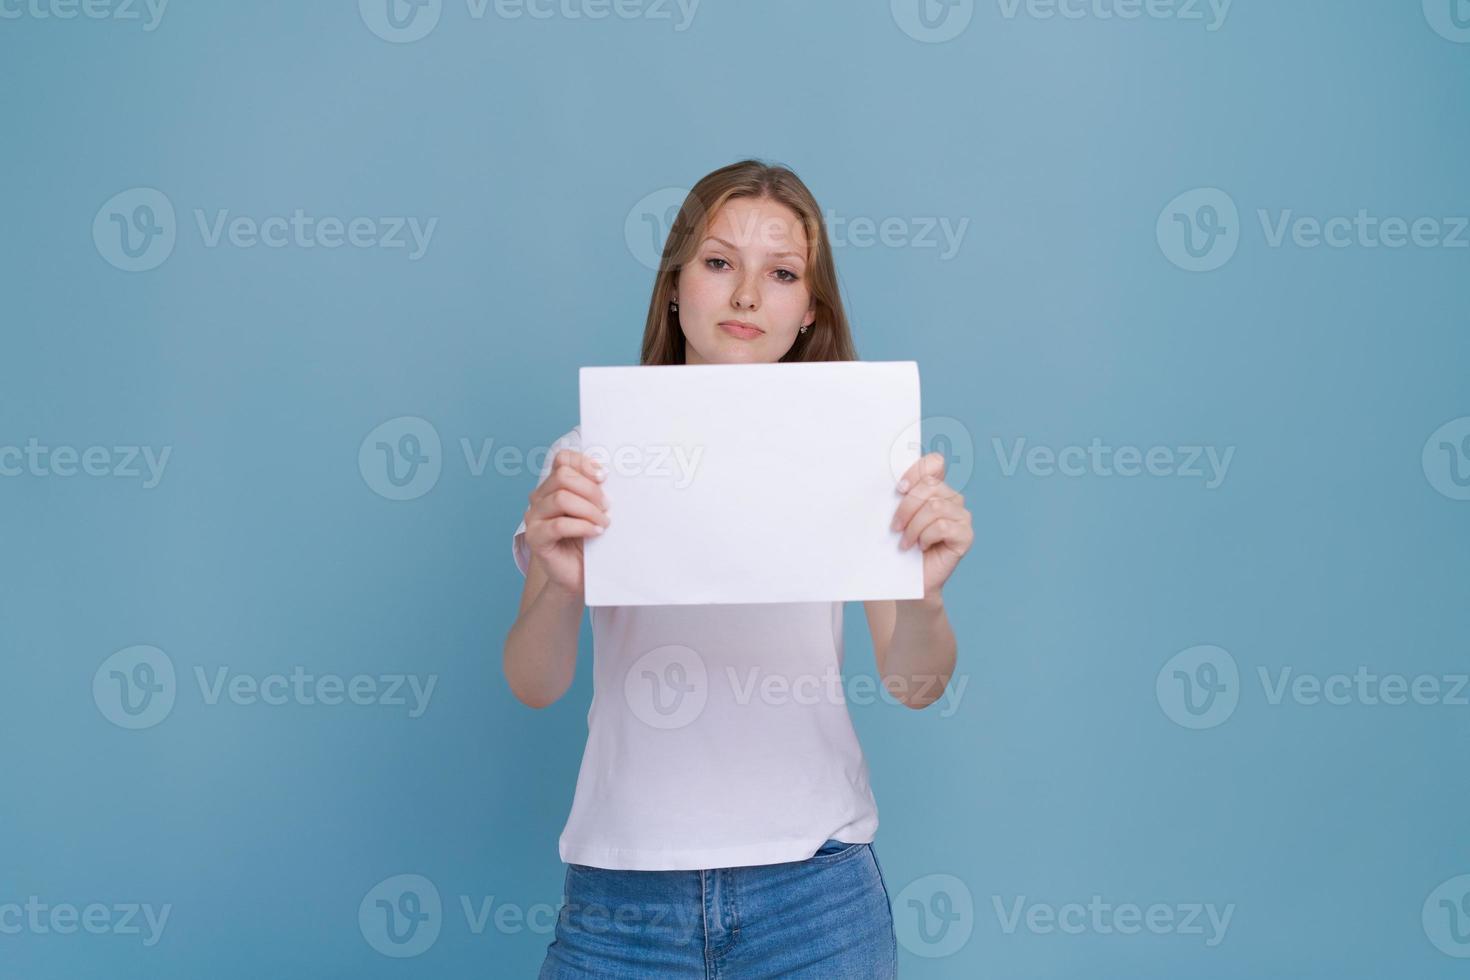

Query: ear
[802,304,816,327]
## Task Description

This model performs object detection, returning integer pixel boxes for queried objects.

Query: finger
[891,482,961,535]
[896,452,947,493]
[899,500,943,549]
[526,516,606,550]
[556,449,608,484]
[900,496,968,549]
[535,462,610,513]
[533,487,611,528]
[916,516,972,553]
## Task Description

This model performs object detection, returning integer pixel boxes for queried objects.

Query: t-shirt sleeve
[512,426,582,577]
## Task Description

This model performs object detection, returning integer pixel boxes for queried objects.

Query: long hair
[639,160,859,365]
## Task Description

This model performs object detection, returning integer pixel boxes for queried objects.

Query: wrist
[540,579,586,608]
[899,590,946,615]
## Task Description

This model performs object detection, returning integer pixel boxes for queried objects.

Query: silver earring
[670,300,679,312]
[800,325,809,334]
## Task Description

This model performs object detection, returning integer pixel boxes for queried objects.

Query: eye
[704,257,731,271]
[774,268,800,283]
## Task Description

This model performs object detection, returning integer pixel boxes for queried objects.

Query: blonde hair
[639,160,859,365]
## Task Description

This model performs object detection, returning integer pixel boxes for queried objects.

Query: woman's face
[673,196,817,365]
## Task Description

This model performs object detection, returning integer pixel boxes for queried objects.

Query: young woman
[505,159,974,978]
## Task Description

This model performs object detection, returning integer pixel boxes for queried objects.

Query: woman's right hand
[522,450,611,598]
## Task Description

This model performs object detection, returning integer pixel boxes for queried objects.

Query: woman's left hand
[890,452,974,599]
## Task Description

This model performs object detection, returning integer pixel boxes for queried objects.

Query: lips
[719,320,764,340]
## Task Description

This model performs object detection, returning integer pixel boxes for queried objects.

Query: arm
[863,595,957,710]
[863,451,974,710]
[501,449,611,709]
[503,553,585,709]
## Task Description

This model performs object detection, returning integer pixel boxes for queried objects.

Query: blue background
[2,0,1468,976]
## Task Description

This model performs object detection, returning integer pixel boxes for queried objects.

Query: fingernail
[592,525,604,535]
[593,466,607,481]
[897,479,909,493]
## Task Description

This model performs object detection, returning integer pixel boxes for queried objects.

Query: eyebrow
[702,236,806,263]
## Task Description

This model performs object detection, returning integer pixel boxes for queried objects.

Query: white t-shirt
[512,426,880,871]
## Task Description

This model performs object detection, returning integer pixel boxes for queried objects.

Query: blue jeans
[538,839,898,978]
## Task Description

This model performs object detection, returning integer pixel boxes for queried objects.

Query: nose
[730,269,760,311]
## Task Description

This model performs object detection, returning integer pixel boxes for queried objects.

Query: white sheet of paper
[579,360,925,607]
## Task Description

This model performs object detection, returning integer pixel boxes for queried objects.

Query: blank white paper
[579,360,925,607]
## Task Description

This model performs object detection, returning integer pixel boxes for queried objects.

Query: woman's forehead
[707,198,809,253]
